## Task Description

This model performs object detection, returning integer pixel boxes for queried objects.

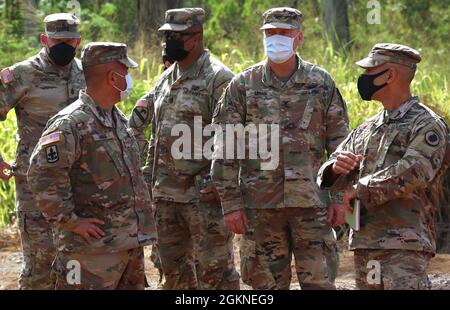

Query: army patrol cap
[81,42,138,68]
[356,43,422,69]
[44,13,81,39]
[158,8,206,32]
[261,7,304,30]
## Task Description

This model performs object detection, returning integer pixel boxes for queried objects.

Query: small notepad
[346,199,360,231]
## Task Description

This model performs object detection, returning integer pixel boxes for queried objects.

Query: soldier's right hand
[72,218,106,245]
[224,210,249,235]
[332,152,363,175]
[0,160,13,181]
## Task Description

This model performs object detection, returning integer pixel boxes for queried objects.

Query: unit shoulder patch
[425,130,440,147]
[45,145,59,163]
[131,102,150,128]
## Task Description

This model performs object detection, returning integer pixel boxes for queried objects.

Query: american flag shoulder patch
[40,132,62,146]
[1,68,14,84]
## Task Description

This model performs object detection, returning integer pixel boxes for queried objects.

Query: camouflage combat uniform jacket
[0,49,85,193]
[211,56,349,214]
[317,97,448,253]
[27,90,156,254]
[128,50,234,203]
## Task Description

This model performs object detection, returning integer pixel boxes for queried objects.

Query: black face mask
[357,69,389,101]
[165,38,190,62]
[48,43,76,66]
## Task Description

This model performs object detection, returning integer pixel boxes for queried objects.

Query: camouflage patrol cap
[81,42,138,68]
[44,13,80,39]
[356,43,422,69]
[261,7,303,30]
[158,8,206,32]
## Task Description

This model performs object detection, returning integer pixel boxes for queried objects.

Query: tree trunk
[137,0,182,48]
[311,0,321,17]
[322,0,350,55]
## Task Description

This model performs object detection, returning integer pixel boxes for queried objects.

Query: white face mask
[264,34,295,64]
[113,72,133,101]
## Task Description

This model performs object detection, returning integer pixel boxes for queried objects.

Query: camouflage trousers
[354,249,432,290]
[150,241,196,286]
[241,207,336,290]
[327,232,340,283]
[154,199,240,290]
[16,176,56,290]
[239,235,338,286]
[150,244,165,284]
[52,247,146,290]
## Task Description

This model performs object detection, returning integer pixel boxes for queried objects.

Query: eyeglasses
[164,31,201,40]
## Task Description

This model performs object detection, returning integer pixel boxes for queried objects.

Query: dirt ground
[1,226,450,290]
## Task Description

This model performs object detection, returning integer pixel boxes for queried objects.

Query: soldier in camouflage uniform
[27,42,157,290]
[211,8,349,290]
[128,8,239,290]
[148,43,176,286]
[317,44,449,290]
[0,13,85,290]
[434,145,450,254]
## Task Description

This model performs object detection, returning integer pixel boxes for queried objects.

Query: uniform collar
[37,48,55,73]
[383,96,419,123]
[173,49,209,81]
[262,54,307,89]
[37,48,81,78]
[79,90,118,128]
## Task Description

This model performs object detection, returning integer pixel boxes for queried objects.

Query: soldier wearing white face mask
[28,42,157,290]
[264,33,297,64]
[211,7,349,290]
[112,71,133,101]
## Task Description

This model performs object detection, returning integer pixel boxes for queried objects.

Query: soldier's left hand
[72,218,106,245]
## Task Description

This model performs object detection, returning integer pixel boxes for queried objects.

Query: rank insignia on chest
[1,68,14,85]
[46,145,59,163]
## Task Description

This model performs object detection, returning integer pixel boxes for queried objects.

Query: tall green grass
[0,45,449,227]
[1,0,449,226]
[0,112,17,225]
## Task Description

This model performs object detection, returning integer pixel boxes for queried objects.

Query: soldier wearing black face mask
[128,8,240,290]
[318,43,449,290]
[0,13,85,290]
[355,44,421,102]
[43,14,82,67]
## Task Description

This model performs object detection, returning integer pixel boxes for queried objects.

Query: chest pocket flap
[92,132,126,177]
[375,128,400,169]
